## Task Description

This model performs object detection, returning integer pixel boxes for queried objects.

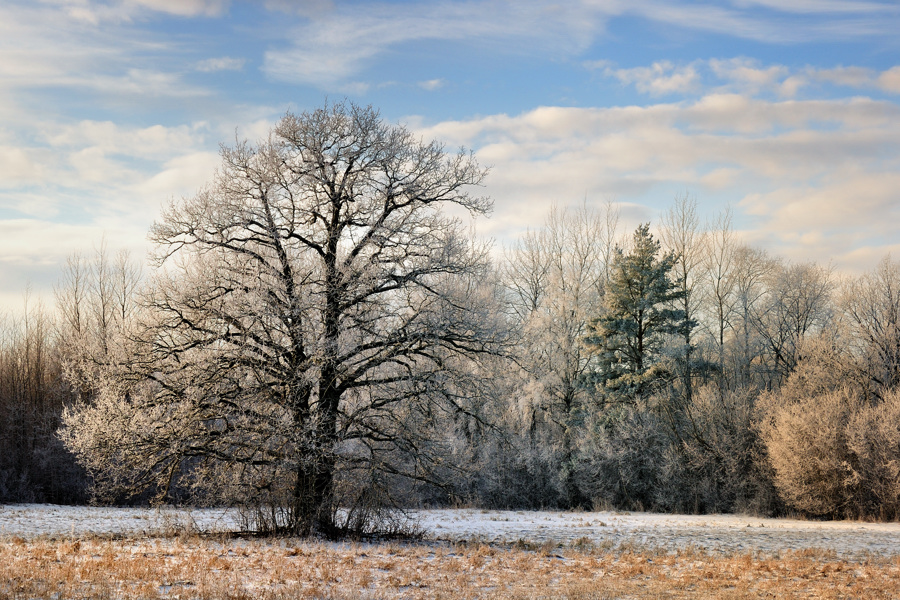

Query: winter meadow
[2,101,900,597]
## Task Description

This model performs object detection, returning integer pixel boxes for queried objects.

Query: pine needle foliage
[585,224,688,403]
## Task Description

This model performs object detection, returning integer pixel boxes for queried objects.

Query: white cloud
[69,146,137,184]
[412,94,900,265]
[0,118,214,233]
[811,65,876,88]
[47,120,206,160]
[709,57,788,91]
[794,64,900,96]
[608,57,900,99]
[418,79,445,91]
[0,147,44,186]
[737,171,900,265]
[878,66,900,93]
[134,151,220,200]
[196,56,246,72]
[607,61,700,96]
[42,0,229,23]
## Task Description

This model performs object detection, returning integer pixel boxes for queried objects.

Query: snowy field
[420,509,900,557]
[1,504,898,558]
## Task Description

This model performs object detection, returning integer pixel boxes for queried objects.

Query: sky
[2,0,900,312]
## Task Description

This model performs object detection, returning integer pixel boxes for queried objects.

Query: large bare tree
[61,102,498,535]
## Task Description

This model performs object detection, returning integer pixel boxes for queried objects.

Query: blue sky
[2,0,900,310]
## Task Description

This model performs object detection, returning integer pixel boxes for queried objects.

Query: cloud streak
[260,0,900,90]
[602,57,900,98]
[263,1,601,89]
[604,61,700,96]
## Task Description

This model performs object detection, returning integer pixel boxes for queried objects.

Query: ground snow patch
[2,504,898,557]
[418,509,900,557]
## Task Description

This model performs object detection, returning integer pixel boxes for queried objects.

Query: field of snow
[420,509,900,557]
[1,504,898,558]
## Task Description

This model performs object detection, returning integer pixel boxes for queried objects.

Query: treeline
[0,247,139,503]
[0,296,85,503]
[4,199,899,520]
[465,199,900,520]
[2,104,898,527]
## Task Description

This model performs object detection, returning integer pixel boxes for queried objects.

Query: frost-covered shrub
[469,434,569,509]
[655,386,778,515]
[760,387,860,518]
[846,389,900,520]
[574,386,778,516]
[576,404,669,511]
[760,352,900,520]
[756,337,883,518]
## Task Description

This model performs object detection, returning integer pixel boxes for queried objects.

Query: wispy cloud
[261,0,900,90]
[0,3,211,99]
[263,0,333,17]
[604,61,700,96]
[603,57,900,98]
[44,0,230,24]
[730,0,895,15]
[263,1,602,89]
[418,78,445,91]
[196,56,246,72]
[633,0,900,42]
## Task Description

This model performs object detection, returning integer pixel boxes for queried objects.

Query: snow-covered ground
[0,504,238,539]
[420,508,900,557]
[2,504,898,557]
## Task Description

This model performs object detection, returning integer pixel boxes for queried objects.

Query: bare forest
[3,101,900,535]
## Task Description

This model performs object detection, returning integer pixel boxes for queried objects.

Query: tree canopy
[60,101,500,535]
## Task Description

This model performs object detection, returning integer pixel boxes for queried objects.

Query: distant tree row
[3,101,899,534]
[0,245,138,504]
[486,195,900,519]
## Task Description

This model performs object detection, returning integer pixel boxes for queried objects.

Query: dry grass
[1,533,898,599]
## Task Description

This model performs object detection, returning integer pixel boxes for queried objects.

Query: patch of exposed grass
[0,535,898,599]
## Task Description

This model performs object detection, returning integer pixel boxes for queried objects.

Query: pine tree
[586,223,688,403]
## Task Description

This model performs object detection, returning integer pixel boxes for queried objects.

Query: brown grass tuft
[0,535,898,599]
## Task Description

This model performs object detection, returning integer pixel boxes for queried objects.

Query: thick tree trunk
[289,416,338,535]
[292,461,318,535]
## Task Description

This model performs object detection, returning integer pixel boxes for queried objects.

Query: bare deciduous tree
[842,256,900,399]
[659,194,705,404]
[753,261,834,382]
[502,203,617,507]
[61,101,499,536]
[701,207,737,391]
[55,243,141,404]
[729,245,774,388]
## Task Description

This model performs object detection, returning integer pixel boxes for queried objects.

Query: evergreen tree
[586,224,689,403]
